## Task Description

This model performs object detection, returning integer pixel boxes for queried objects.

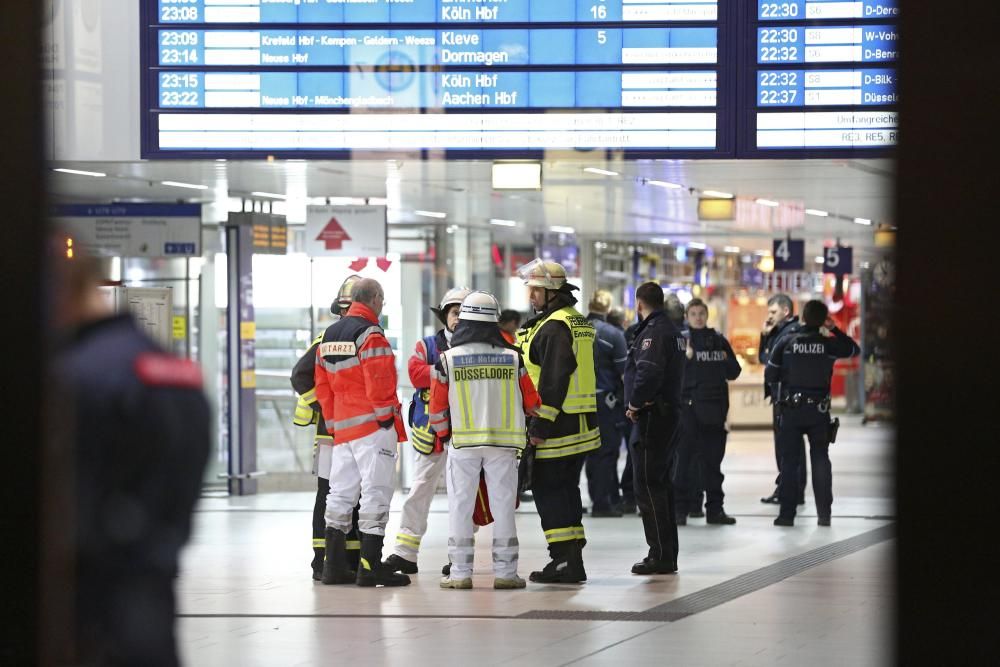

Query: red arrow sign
[316,217,352,250]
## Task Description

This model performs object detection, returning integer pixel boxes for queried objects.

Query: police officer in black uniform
[758,293,807,505]
[624,282,687,574]
[60,254,210,666]
[766,300,860,526]
[674,298,742,525]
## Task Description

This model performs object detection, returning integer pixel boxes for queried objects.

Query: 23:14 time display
[161,48,199,64]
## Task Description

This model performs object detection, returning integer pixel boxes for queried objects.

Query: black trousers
[312,477,360,568]
[532,452,587,559]
[773,403,807,500]
[311,477,330,569]
[621,445,635,505]
[675,404,727,516]
[776,405,833,519]
[586,398,627,511]
[629,408,681,565]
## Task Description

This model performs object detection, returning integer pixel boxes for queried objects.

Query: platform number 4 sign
[823,245,853,275]
[773,238,805,270]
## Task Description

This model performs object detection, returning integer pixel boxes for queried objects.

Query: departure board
[744,0,898,154]
[142,0,731,157]
[143,1,899,158]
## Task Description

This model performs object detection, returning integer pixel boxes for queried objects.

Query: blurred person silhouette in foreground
[55,242,210,666]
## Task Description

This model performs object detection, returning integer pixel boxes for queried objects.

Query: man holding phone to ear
[758,294,805,506]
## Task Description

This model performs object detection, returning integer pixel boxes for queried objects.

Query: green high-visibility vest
[520,306,597,415]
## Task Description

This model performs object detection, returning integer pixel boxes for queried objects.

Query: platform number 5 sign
[823,245,853,275]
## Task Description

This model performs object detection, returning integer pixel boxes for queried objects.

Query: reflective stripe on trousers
[393,448,448,561]
[446,446,520,580]
[324,428,399,536]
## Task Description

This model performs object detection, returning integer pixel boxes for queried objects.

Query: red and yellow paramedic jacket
[314,302,405,445]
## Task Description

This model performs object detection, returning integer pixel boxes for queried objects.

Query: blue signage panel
[758,0,898,21]
[157,0,720,24]
[157,27,718,68]
[757,24,897,64]
[747,0,899,156]
[158,70,719,110]
[142,0,730,156]
[822,245,853,274]
[773,238,805,270]
[756,68,895,107]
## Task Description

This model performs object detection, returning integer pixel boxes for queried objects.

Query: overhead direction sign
[53,203,201,258]
[316,217,352,251]
[306,205,386,257]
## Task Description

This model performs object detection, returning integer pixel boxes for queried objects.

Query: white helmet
[459,291,501,322]
[431,286,472,324]
[517,258,575,290]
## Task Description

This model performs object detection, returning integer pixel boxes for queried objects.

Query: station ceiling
[48,157,894,259]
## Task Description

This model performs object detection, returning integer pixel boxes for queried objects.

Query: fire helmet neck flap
[430,286,473,325]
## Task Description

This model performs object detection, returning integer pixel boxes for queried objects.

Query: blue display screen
[756,24,897,64]
[144,0,730,156]
[157,0,720,24]
[749,0,899,154]
[157,27,718,68]
[757,0,898,21]
[159,69,719,109]
[756,68,895,107]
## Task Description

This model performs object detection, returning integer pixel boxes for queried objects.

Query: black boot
[311,546,325,581]
[321,528,356,585]
[346,536,361,573]
[356,533,411,587]
[706,511,737,525]
[529,541,586,584]
[383,554,418,574]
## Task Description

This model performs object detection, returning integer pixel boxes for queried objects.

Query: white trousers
[393,448,447,561]
[314,442,333,480]
[446,447,519,580]
[325,428,398,536]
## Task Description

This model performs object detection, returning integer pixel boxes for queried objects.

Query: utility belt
[638,397,675,417]
[780,392,831,413]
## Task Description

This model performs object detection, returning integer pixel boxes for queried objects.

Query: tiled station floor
[178,416,894,666]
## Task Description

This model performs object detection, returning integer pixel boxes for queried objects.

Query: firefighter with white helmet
[516,259,600,584]
[429,291,541,589]
[382,286,472,576]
